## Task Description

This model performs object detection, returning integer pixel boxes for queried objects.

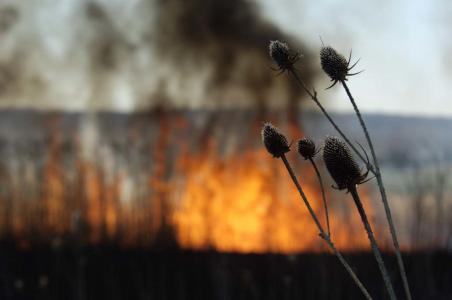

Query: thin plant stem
[309,157,331,236]
[288,69,369,167]
[349,186,397,300]
[280,154,373,300]
[341,80,412,300]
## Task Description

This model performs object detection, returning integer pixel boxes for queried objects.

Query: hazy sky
[262,0,452,116]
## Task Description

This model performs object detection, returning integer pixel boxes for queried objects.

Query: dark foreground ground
[0,243,451,300]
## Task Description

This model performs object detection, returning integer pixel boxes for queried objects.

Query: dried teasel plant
[297,137,318,160]
[297,138,330,236]
[261,122,291,158]
[262,123,373,300]
[319,45,412,300]
[320,46,362,89]
[322,136,397,300]
[322,136,371,192]
[268,40,301,74]
[268,41,369,167]
[268,39,412,300]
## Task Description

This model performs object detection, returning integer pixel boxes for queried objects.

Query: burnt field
[0,243,451,300]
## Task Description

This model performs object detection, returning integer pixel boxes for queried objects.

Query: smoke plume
[0,0,317,112]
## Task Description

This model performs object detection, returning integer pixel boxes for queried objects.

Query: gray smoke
[0,0,317,111]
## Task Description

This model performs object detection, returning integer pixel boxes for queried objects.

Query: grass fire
[0,1,451,300]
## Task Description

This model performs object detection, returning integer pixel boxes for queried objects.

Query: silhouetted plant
[320,46,362,89]
[262,123,373,300]
[268,40,412,300]
[321,44,411,300]
[323,136,396,300]
[268,41,369,166]
[298,137,330,236]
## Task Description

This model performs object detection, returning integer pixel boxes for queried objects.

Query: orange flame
[171,137,374,253]
[0,115,381,253]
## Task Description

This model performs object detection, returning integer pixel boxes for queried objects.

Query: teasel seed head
[320,46,362,89]
[262,122,290,158]
[320,46,348,81]
[269,40,300,72]
[298,137,317,160]
[323,136,368,191]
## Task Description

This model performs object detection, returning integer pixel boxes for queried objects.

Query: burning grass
[0,111,377,253]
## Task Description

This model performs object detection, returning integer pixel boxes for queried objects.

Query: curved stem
[349,186,397,300]
[288,69,369,167]
[281,154,324,232]
[309,158,331,236]
[341,80,412,300]
[280,154,373,300]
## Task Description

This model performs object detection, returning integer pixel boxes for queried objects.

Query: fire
[0,113,378,252]
[171,135,374,253]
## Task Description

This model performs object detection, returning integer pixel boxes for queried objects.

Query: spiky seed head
[320,46,349,82]
[261,122,290,158]
[323,136,362,190]
[269,40,297,71]
[298,138,317,160]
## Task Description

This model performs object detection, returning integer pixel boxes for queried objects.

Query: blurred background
[0,0,451,299]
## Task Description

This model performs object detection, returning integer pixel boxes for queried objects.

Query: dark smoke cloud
[0,0,317,112]
[153,0,317,112]
[0,5,18,34]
